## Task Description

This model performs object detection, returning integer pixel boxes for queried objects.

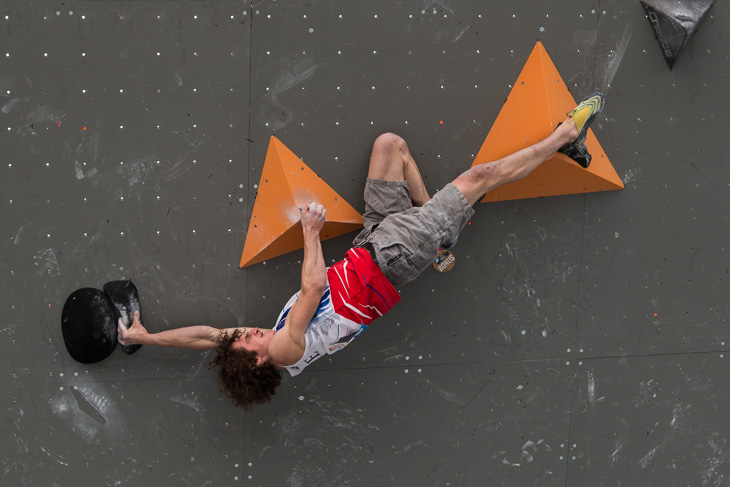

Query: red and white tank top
[274,247,400,376]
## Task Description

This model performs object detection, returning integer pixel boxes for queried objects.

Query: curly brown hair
[208,329,282,410]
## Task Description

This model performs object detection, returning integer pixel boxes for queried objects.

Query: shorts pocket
[377,242,421,286]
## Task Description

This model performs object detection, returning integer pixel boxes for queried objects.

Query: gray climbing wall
[1,0,729,486]
[1,1,250,484]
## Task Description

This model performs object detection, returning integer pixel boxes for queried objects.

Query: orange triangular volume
[471,41,624,203]
[240,136,363,268]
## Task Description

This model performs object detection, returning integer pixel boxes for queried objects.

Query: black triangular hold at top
[640,0,716,69]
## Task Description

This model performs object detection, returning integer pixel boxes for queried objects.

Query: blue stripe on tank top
[276,288,331,331]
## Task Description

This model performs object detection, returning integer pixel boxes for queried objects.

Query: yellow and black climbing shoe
[558,92,605,168]
[567,92,604,145]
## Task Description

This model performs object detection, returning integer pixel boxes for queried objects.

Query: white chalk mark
[18,105,66,136]
[598,25,633,92]
[259,58,320,131]
[500,329,512,344]
[13,226,23,245]
[401,440,424,453]
[639,446,658,468]
[587,369,596,407]
[33,249,59,276]
[504,235,516,257]
[536,226,547,242]
[74,160,84,179]
[75,130,101,164]
[49,382,126,446]
[171,395,202,413]
[74,160,98,180]
[622,166,642,184]
[610,439,624,464]
[1,97,21,114]
[521,440,538,463]
[452,24,470,43]
[426,381,468,405]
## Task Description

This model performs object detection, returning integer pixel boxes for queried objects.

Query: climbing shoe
[558,92,605,168]
[558,141,592,168]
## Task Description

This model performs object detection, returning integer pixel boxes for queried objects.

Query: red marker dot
[654,313,658,317]
[439,120,444,125]
[82,127,86,131]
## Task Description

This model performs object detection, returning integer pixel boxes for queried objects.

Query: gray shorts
[352,178,475,286]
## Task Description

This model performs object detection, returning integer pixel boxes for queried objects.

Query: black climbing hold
[102,280,143,355]
[640,0,716,69]
[61,288,119,364]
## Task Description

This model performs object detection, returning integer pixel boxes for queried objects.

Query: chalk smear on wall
[50,382,127,444]
[596,24,633,92]
[259,57,320,131]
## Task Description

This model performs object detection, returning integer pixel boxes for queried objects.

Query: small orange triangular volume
[472,41,624,202]
[239,136,363,268]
